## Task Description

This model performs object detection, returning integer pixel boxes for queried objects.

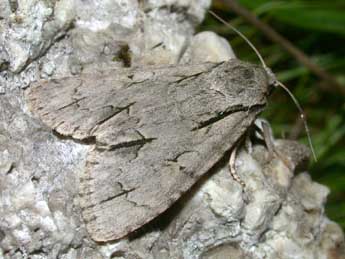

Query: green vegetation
[202,0,345,229]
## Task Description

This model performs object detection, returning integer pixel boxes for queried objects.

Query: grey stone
[0,0,344,258]
[180,31,236,64]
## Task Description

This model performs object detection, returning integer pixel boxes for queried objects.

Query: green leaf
[238,0,345,36]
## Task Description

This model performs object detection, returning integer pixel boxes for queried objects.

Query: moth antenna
[275,81,317,161]
[208,10,267,68]
[209,10,317,162]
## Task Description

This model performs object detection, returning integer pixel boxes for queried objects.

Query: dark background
[201,0,345,229]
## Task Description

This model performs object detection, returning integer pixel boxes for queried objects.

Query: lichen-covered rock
[0,0,75,73]
[180,31,236,64]
[0,94,89,259]
[0,0,344,258]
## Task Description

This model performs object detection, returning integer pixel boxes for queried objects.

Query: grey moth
[26,59,270,241]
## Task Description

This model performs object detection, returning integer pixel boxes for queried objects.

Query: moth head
[209,59,271,108]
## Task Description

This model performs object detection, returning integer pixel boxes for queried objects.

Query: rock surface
[0,0,344,258]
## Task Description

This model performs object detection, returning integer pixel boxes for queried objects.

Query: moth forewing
[26,59,270,241]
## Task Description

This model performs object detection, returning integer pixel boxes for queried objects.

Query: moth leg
[229,144,246,188]
[261,121,275,161]
[258,120,294,170]
[244,132,253,154]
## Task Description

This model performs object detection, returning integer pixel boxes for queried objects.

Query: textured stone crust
[26,59,269,241]
[1,0,344,258]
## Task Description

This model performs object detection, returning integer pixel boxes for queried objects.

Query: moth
[26,60,270,242]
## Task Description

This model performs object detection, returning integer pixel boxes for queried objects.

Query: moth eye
[242,68,254,79]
